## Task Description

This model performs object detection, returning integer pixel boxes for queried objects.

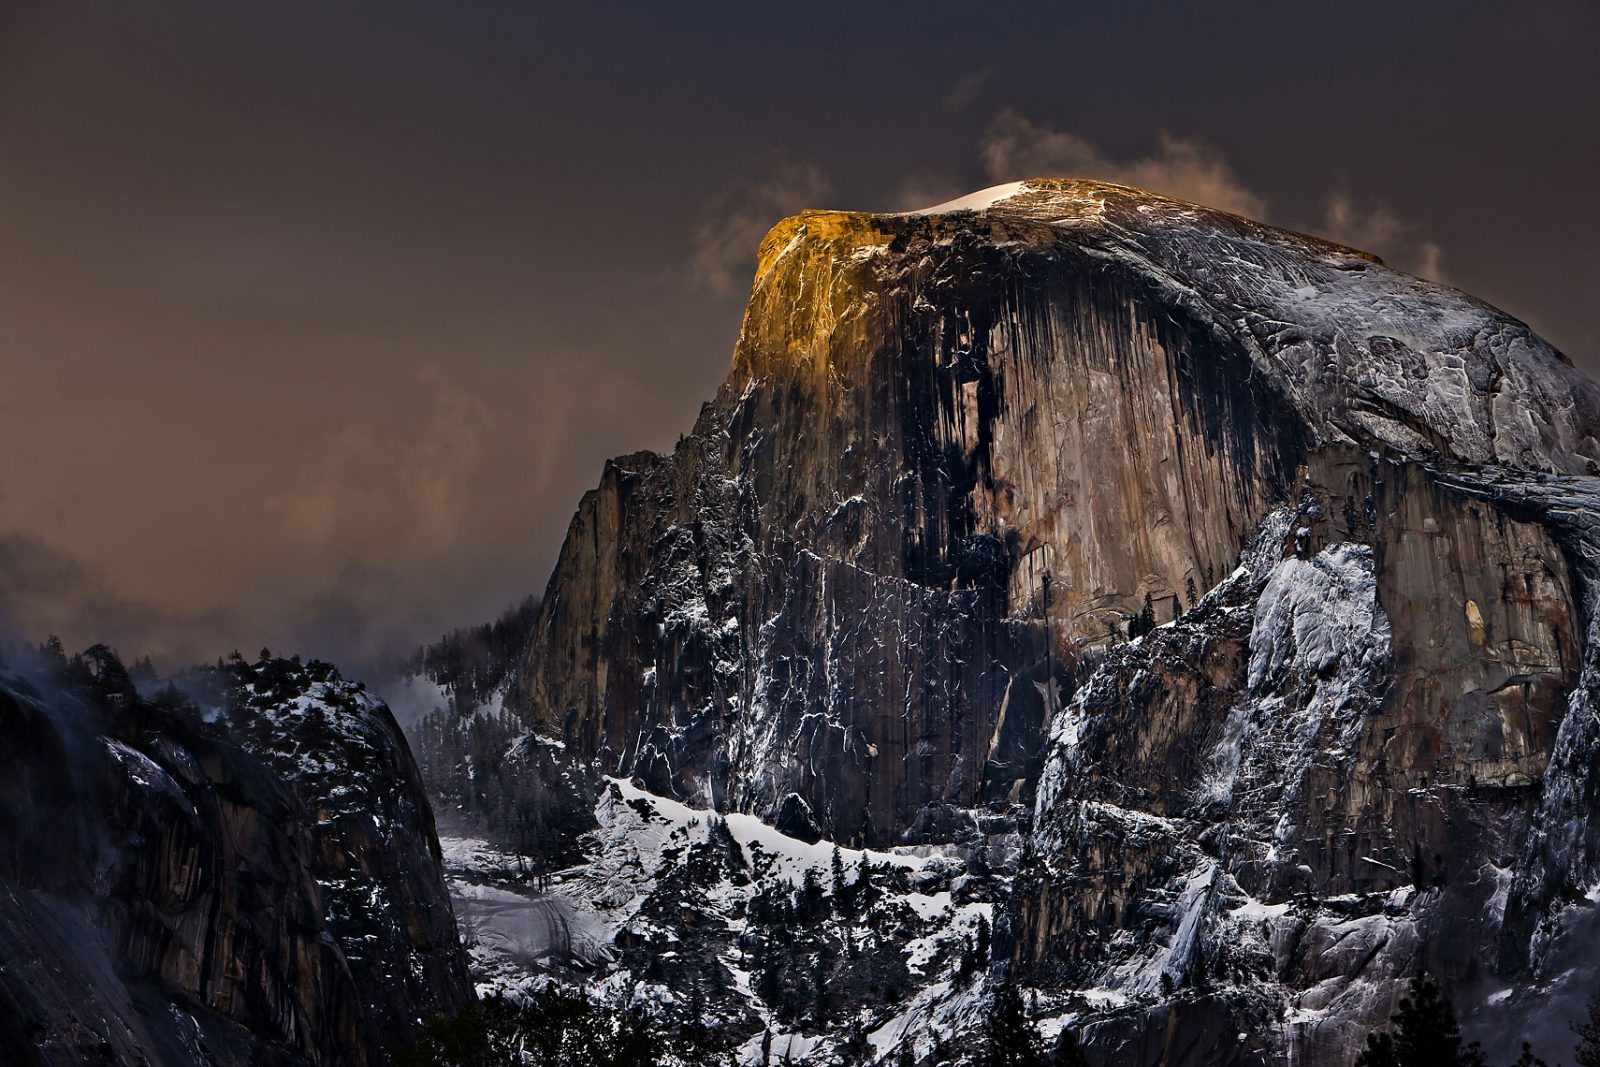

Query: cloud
[979,110,1268,219]
[887,171,967,213]
[271,386,489,562]
[0,353,670,676]
[1317,190,1446,280]
[690,163,833,296]
[945,71,988,111]
[0,531,238,666]
[0,527,463,675]
[0,387,515,670]
[976,110,1445,281]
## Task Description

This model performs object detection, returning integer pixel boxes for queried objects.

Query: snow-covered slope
[440,769,1009,1066]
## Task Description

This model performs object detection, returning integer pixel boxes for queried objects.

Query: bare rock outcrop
[506,179,1600,1061]
[0,655,470,1066]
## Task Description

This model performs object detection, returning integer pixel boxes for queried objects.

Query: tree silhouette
[978,977,1047,1067]
[39,634,66,665]
[1128,593,1158,638]
[798,867,827,922]
[1509,1042,1550,1067]
[394,988,734,1066]
[1355,974,1484,1067]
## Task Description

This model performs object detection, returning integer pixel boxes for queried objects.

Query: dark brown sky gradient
[3,1,1598,668]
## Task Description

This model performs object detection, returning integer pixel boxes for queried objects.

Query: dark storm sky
[3,1,1597,668]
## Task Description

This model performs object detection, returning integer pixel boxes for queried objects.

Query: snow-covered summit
[762,177,1600,475]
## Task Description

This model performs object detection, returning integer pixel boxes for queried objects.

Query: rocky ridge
[484,179,1600,1063]
[0,652,470,1066]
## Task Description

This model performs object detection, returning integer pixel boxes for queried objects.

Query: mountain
[436,179,1600,1064]
[11,174,1593,1066]
[0,649,470,1066]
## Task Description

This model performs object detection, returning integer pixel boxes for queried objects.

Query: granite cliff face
[0,654,470,1066]
[502,179,1600,1061]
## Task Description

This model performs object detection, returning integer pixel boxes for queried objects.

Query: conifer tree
[1355,974,1484,1067]
[957,936,978,986]
[1509,1042,1550,1067]
[1128,592,1158,638]
[851,857,876,912]
[129,654,158,685]
[40,634,66,665]
[979,976,1046,1067]
[799,867,826,921]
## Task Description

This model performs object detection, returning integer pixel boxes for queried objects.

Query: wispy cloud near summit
[979,111,1268,220]
[691,163,833,297]
[977,110,1446,281]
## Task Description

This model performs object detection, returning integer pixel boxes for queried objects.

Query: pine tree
[1575,981,1600,1067]
[957,936,978,986]
[1355,974,1484,1067]
[1128,592,1158,638]
[979,977,1046,1067]
[39,634,66,666]
[1510,1043,1550,1067]
[799,867,826,921]
[851,857,876,912]
[831,844,847,903]
[129,654,158,685]
[1185,575,1198,610]
[975,913,992,969]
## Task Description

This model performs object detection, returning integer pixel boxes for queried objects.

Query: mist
[4,1,1597,673]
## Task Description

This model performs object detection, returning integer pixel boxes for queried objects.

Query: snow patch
[909,181,1029,215]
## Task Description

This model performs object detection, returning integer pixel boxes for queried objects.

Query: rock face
[507,180,1600,1061]
[0,655,470,1066]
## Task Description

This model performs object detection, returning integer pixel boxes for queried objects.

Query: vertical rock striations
[508,179,1600,1060]
[0,655,470,1066]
